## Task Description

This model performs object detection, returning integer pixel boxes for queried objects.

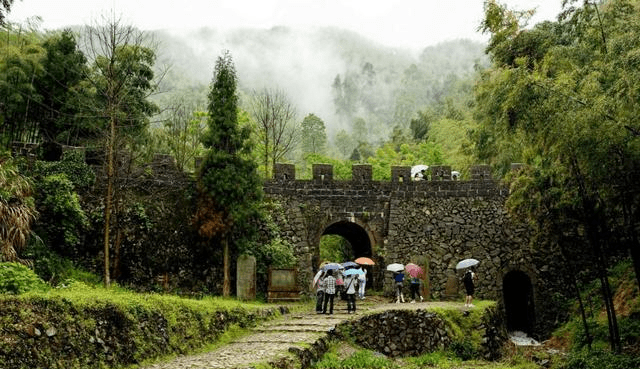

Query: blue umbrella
[321,263,343,271]
[342,261,359,269]
[343,268,364,276]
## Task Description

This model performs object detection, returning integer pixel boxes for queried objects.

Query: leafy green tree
[33,29,90,146]
[27,150,94,258]
[84,15,159,287]
[150,98,206,172]
[334,129,355,159]
[195,51,262,296]
[300,113,327,155]
[474,0,640,352]
[0,24,45,148]
[249,88,299,178]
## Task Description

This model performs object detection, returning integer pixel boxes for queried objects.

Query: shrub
[558,349,640,369]
[0,262,48,294]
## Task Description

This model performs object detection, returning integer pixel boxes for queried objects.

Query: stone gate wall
[263,163,566,338]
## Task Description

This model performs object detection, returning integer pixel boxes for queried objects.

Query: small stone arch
[502,270,536,335]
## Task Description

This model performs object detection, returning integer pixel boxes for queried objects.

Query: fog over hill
[151,26,488,137]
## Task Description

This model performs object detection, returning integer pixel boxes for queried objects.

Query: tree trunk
[223,236,230,296]
[103,115,115,288]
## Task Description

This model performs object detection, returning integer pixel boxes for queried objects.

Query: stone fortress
[264,162,567,339]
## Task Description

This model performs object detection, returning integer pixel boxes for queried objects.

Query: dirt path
[139,297,467,369]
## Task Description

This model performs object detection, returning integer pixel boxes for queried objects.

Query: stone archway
[322,220,373,259]
[503,270,535,335]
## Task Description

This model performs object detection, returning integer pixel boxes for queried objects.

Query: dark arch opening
[503,270,535,335]
[322,221,372,259]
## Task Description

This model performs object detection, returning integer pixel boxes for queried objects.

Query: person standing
[394,271,405,303]
[322,269,337,314]
[314,271,325,314]
[358,267,367,299]
[463,267,477,307]
[410,276,424,303]
[345,273,359,314]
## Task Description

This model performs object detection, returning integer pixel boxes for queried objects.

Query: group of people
[314,265,478,312]
[313,267,367,314]
[392,271,425,303]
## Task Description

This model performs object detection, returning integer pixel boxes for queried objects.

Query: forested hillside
[151,26,487,169]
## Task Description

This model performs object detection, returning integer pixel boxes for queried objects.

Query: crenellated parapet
[270,163,494,183]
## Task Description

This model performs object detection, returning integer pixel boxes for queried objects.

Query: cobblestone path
[140,297,463,369]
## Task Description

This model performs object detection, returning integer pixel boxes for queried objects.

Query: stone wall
[332,305,508,359]
[263,163,569,339]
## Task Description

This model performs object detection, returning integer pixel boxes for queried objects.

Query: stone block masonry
[264,163,564,339]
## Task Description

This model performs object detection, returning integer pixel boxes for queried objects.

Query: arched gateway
[263,162,563,338]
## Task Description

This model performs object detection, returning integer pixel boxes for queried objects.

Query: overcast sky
[8,0,563,49]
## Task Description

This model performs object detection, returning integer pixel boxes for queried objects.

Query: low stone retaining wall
[331,305,508,360]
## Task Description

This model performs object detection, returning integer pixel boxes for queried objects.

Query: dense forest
[1,0,640,366]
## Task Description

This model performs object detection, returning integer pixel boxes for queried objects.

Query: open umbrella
[342,261,359,269]
[405,263,424,278]
[312,269,324,287]
[321,263,343,272]
[456,258,480,270]
[386,263,404,272]
[411,165,429,180]
[343,268,364,276]
[355,257,375,266]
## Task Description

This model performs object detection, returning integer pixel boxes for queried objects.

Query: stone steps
[140,299,465,369]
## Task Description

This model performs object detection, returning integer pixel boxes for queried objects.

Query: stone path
[140,297,464,369]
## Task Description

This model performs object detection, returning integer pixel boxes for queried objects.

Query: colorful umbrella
[343,268,364,276]
[386,263,404,272]
[456,258,480,270]
[405,263,424,278]
[355,257,375,265]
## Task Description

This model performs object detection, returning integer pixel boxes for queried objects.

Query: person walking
[394,271,405,303]
[409,276,424,303]
[322,269,337,314]
[345,273,359,314]
[358,267,367,299]
[314,271,325,314]
[463,267,477,307]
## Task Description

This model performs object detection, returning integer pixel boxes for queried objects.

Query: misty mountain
[151,26,488,139]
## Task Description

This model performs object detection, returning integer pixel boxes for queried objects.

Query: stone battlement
[271,163,493,182]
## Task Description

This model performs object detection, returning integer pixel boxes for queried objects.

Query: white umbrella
[411,165,429,180]
[456,258,480,270]
[386,263,405,272]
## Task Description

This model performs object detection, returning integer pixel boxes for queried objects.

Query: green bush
[34,173,89,254]
[0,262,49,294]
[448,336,479,360]
[558,349,640,369]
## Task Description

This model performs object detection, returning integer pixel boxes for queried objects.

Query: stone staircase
[140,297,461,369]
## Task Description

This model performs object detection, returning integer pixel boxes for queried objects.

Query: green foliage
[319,235,348,263]
[367,141,443,180]
[557,349,640,369]
[313,347,398,369]
[36,173,88,246]
[34,29,90,146]
[300,153,353,180]
[0,262,48,294]
[300,113,328,155]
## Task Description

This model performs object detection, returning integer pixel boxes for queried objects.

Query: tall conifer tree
[196,51,262,296]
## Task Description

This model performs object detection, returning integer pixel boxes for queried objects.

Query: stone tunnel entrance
[321,220,373,259]
[503,270,535,335]
[314,220,377,289]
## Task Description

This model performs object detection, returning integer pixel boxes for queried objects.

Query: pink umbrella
[405,263,424,278]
